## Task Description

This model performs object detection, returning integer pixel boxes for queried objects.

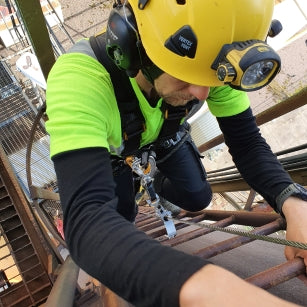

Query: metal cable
[168,216,307,250]
[140,211,307,250]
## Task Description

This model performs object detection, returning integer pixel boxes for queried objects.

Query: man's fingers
[298,274,307,286]
[284,246,295,261]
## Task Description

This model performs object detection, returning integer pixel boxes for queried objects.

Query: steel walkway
[135,206,307,305]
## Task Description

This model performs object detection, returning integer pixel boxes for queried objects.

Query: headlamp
[211,40,281,91]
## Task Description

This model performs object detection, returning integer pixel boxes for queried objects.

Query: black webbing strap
[89,34,145,156]
[158,99,198,142]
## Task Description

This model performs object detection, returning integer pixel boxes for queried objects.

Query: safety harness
[89,33,202,237]
[89,33,198,157]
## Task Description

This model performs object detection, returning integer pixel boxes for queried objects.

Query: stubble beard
[157,92,195,107]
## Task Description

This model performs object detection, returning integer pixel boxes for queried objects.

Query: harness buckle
[125,154,177,238]
[161,132,182,149]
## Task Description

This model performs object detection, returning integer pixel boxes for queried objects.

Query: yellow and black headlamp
[211,40,281,91]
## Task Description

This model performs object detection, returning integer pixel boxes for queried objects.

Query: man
[45,0,307,306]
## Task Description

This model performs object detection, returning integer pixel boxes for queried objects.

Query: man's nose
[188,85,210,101]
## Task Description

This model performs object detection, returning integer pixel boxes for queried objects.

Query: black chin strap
[141,65,164,84]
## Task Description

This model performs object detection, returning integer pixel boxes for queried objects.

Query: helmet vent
[165,25,197,58]
[176,0,186,4]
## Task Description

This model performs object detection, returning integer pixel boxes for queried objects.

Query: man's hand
[283,197,307,278]
[179,264,300,306]
[178,198,307,306]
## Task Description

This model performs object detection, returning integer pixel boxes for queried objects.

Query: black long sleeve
[52,147,209,307]
[216,107,293,212]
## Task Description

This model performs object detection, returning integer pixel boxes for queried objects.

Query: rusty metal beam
[148,213,209,240]
[193,219,284,259]
[137,209,284,241]
[45,256,79,307]
[182,209,283,227]
[162,216,235,247]
[255,87,307,126]
[210,168,307,192]
[246,258,306,289]
[244,189,257,211]
[219,192,242,210]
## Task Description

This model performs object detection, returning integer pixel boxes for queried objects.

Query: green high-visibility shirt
[46,50,250,158]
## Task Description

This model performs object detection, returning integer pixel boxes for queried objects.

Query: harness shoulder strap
[89,34,145,156]
[89,33,199,154]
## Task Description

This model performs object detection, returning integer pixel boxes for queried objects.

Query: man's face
[153,73,210,106]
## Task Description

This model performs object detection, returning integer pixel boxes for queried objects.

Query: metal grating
[0,175,52,307]
[0,59,54,306]
[0,62,20,100]
[0,62,14,88]
[0,60,57,194]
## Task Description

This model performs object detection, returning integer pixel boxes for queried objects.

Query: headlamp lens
[212,40,281,91]
[242,60,275,87]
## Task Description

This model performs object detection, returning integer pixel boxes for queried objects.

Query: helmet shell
[129,0,275,86]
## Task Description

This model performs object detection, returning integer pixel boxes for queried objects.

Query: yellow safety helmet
[127,0,280,91]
